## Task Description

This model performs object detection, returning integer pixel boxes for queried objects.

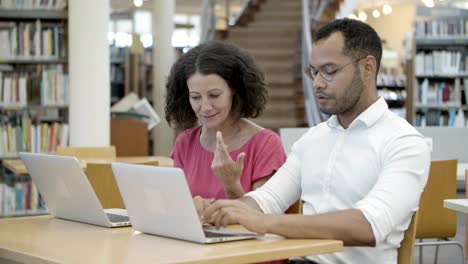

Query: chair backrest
[416,127,468,162]
[56,146,117,161]
[416,159,458,239]
[397,211,419,264]
[86,160,159,209]
[111,118,148,157]
[278,128,309,155]
[285,200,302,214]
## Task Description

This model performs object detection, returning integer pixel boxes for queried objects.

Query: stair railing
[199,0,252,43]
[200,0,217,42]
[301,0,330,126]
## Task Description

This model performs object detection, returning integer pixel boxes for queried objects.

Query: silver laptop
[111,163,259,243]
[19,152,131,228]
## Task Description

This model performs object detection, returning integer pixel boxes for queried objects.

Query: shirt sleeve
[250,131,287,183]
[170,132,186,169]
[245,145,302,214]
[354,133,431,245]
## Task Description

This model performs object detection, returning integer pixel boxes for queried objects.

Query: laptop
[19,152,131,228]
[111,163,260,243]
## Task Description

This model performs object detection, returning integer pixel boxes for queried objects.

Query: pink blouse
[170,126,286,199]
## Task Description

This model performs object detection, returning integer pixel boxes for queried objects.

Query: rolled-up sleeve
[245,150,302,214]
[354,134,430,244]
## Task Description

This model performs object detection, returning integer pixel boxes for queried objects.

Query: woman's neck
[200,119,243,151]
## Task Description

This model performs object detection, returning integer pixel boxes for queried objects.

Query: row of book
[0,67,69,106]
[0,0,66,10]
[0,121,69,157]
[415,17,468,38]
[377,89,406,108]
[0,181,45,217]
[0,20,66,60]
[377,73,406,87]
[415,109,467,127]
[415,51,467,76]
[416,78,468,106]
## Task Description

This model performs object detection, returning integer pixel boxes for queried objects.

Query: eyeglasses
[304,57,366,82]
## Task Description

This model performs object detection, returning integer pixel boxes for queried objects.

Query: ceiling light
[348,13,358,20]
[133,0,143,7]
[372,9,381,18]
[358,11,367,21]
[422,0,435,8]
[382,4,392,15]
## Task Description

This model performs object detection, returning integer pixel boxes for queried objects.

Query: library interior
[1,0,468,263]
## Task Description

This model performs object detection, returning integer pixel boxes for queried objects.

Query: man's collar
[326,97,388,129]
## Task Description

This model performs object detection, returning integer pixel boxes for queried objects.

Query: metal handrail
[199,0,251,43]
[200,0,216,42]
[302,0,330,126]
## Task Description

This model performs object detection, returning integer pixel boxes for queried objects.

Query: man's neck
[338,95,379,129]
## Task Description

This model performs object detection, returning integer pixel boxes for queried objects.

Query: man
[201,18,430,264]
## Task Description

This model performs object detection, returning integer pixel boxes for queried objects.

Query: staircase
[224,0,304,130]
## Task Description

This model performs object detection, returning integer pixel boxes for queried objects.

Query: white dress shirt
[246,97,431,264]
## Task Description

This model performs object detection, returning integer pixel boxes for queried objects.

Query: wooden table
[0,216,343,264]
[444,199,468,214]
[2,156,173,175]
[444,169,468,262]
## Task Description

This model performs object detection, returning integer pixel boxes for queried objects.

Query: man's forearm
[264,209,376,246]
[239,196,264,212]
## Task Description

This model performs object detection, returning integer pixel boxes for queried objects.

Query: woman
[165,41,286,199]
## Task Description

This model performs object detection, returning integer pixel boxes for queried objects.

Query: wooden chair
[86,160,159,209]
[111,118,148,157]
[285,199,302,214]
[397,211,419,264]
[414,159,465,264]
[56,146,117,161]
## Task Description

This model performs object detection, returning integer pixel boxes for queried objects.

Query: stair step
[250,49,295,62]
[249,21,302,28]
[250,117,299,130]
[256,11,302,22]
[268,85,297,98]
[265,73,295,84]
[260,62,294,73]
[229,27,299,38]
[229,38,295,49]
[261,1,302,11]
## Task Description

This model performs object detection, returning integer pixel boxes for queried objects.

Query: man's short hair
[314,18,383,73]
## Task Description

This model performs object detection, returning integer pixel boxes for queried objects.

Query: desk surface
[444,199,468,214]
[2,156,174,175]
[457,164,468,181]
[0,216,342,264]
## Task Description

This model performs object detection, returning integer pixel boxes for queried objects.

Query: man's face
[309,32,364,116]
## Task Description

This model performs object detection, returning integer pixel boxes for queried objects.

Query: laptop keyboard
[106,213,130,223]
[204,230,252,238]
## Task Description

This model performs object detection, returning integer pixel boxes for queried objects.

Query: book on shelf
[0,20,66,61]
[415,17,467,38]
[417,78,463,106]
[0,181,46,217]
[0,0,67,10]
[415,51,466,76]
[0,64,68,107]
[0,113,69,157]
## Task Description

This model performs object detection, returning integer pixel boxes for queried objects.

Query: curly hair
[165,41,267,131]
[314,18,383,74]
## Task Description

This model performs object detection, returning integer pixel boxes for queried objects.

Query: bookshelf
[110,46,153,105]
[377,71,406,118]
[409,16,468,127]
[0,1,69,217]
